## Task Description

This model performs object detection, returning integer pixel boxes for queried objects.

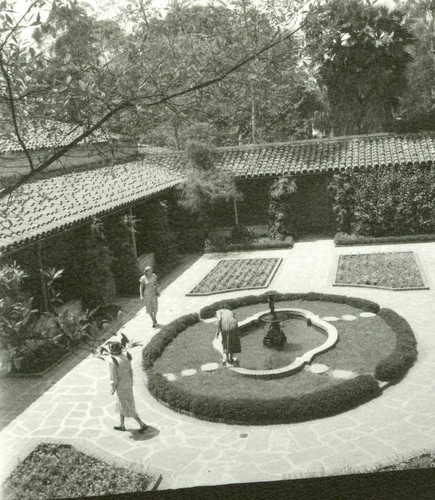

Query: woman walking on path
[108,342,148,432]
[215,307,241,366]
[139,266,160,328]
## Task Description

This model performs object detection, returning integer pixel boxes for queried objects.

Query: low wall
[211,225,269,238]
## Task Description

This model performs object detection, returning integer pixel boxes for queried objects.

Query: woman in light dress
[215,307,241,366]
[108,341,148,432]
[139,266,160,328]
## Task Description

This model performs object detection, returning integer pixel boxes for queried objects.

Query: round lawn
[144,294,415,424]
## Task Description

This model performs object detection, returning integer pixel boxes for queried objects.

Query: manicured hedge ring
[142,292,417,425]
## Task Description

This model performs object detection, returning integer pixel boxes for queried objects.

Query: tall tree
[304,0,413,136]
[0,0,315,204]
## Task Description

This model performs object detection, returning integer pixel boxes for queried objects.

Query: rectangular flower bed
[334,252,428,290]
[187,258,282,296]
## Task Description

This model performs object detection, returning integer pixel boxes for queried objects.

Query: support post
[233,199,239,228]
[36,241,49,311]
[129,206,138,259]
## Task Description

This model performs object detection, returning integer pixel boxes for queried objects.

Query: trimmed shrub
[199,292,380,319]
[146,370,381,424]
[374,308,418,383]
[335,232,435,246]
[103,214,141,296]
[205,236,294,253]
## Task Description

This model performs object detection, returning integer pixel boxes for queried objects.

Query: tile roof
[214,133,435,177]
[0,121,129,154]
[0,157,184,253]
[1,132,434,254]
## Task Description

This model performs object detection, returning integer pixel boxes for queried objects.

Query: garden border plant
[142,292,417,425]
[335,232,435,247]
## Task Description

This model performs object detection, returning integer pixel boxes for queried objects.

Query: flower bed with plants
[187,258,282,296]
[334,232,435,247]
[0,262,123,377]
[143,292,417,425]
[1,443,153,500]
[335,252,428,290]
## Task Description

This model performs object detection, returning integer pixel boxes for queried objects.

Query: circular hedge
[142,292,417,425]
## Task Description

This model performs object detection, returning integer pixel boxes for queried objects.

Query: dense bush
[329,167,435,237]
[268,177,298,239]
[103,214,141,295]
[374,308,417,383]
[134,198,180,276]
[335,232,435,246]
[72,222,116,309]
[146,369,381,424]
[1,443,152,500]
[199,292,380,319]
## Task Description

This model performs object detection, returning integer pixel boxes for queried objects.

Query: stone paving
[0,240,435,492]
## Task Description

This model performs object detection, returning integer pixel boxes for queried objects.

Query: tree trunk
[250,81,257,144]
[36,241,49,312]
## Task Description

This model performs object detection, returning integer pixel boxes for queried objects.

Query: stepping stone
[360,312,377,318]
[201,362,219,372]
[163,373,177,381]
[341,314,357,321]
[330,369,358,380]
[322,316,339,322]
[309,363,329,374]
[181,369,197,377]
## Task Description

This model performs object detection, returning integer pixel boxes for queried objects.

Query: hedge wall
[329,167,435,237]
[374,308,418,383]
[335,232,435,246]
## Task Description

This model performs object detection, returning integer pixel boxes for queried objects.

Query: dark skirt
[222,325,241,354]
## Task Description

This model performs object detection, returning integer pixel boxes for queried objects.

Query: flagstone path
[1,240,435,492]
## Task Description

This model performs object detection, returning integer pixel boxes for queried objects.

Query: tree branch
[0,52,35,171]
[0,7,312,199]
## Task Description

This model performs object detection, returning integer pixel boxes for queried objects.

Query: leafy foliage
[268,176,298,239]
[329,167,435,236]
[103,213,141,296]
[305,0,413,135]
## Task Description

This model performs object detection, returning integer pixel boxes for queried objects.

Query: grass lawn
[335,252,426,289]
[1,443,153,500]
[376,452,435,471]
[187,258,281,295]
[152,300,396,400]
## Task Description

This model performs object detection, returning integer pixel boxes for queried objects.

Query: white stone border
[212,308,338,379]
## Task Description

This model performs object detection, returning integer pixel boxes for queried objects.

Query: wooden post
[129,206,138,259]
[36,241,49,311]
[233,199,239,228]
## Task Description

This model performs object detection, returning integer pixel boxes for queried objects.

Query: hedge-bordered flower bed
[335,232,435,247]
[140,292,416,424]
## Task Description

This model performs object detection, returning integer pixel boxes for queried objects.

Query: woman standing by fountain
[216,307,241,366]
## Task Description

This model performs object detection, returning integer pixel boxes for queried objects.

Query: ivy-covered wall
[329,166,435,236]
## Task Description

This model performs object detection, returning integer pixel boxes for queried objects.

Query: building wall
[0,141,138,177]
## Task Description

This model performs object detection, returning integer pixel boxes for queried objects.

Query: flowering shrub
[2,443,152,499]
